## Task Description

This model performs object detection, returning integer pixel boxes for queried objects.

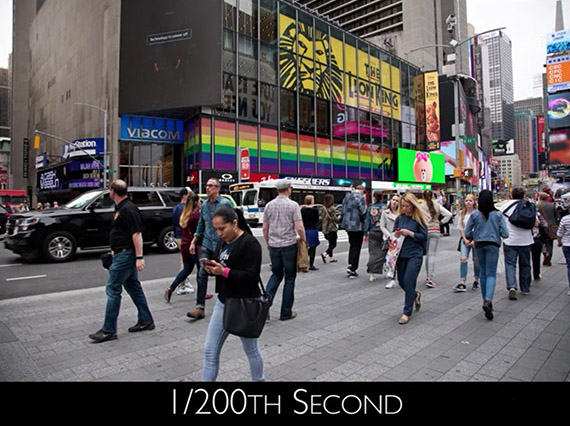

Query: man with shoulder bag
[501,187,539,300]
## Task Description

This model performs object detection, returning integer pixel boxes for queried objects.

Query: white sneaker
[386,280,397,289]
[176,284,193,295]
[369,274,376,282]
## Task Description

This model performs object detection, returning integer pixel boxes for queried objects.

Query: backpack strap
[502,200,518,217]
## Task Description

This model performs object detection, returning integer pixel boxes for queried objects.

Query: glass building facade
[183,0,422,183]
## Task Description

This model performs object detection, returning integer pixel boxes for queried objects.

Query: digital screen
[396,148,446,184]
[548,92,570,129]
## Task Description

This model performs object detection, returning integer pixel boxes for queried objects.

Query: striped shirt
[557,214,570,246]
[264,195,302,247]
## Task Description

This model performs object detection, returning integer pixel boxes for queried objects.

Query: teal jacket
[195,196,234,252]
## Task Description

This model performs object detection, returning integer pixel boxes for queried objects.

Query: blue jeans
[474,244,500,301]
[202,299,264,382]
[562,246,570,287]
[102,251,153,333]
[266,243,297,317]
[196,247,215,308]
[396,256,423,316]
[425,232,441,279]
[169,253,200,291]
[459,240,480,281]
[503,244,531,292]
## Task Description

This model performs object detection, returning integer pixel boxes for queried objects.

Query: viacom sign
[61,138,104,161]
[120,115,183,144]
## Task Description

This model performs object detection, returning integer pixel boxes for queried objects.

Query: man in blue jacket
[342,185,367,278]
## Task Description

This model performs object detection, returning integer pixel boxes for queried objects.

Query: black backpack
[503,200,536,230]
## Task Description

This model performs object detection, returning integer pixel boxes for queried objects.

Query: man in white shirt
[501,187,537,300]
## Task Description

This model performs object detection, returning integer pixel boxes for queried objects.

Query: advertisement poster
[279,13,400,120]
[396,148,445,184]
[424,71,440,149]
[492,139,515,156]
[547,55,570,92]
[537,115,545,153]
[547,29,570,55]
[549,129,570,166]
[548,92,570,128]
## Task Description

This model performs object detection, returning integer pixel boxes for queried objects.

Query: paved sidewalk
[1,232,569,382]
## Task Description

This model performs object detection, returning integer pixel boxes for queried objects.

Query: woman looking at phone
[201,206,265,381]
[393,192,428,325]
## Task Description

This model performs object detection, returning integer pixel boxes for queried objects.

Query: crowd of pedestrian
[87,178,570,383]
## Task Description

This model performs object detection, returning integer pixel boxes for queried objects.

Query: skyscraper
[477,30,515,141]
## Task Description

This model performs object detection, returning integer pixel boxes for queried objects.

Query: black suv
[4,187,184,262]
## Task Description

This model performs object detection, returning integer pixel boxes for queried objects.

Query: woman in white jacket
[380,194,400,288]
[420,190,452,288]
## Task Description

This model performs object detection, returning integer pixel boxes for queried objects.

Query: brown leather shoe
[280,312,297,321]
[414,291,422,311]
[187,307,205,319]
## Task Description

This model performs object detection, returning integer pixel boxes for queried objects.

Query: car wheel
[43,230,77,262]
[157,227,178,253]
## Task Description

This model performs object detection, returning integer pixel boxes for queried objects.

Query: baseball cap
[275,179,293,190]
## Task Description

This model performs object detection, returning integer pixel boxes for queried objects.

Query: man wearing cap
[263,179,306,321]
[342,185,368,278]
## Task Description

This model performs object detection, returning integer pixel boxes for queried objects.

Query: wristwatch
[136,256,144,260]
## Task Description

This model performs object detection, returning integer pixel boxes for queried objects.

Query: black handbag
[223,278,270,338]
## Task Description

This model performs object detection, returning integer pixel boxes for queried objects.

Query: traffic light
[34,134,40,149]
[464,167,473,178]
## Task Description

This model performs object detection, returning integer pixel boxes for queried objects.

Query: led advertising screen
[547,29,570,55]
[396,148,446,184]
[548,92,570,129]
[549,129,570,166]
[492,139,515,156]
[119,0,222,114]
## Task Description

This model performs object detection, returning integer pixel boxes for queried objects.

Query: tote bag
[382,235,405,279]
[223,278,270,338]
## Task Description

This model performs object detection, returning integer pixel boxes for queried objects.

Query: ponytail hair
[212,205,252,234]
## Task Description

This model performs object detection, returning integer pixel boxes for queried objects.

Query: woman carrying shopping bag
[393,192,428,325]
[379,194,400,288]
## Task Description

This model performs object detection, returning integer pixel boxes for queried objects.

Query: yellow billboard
[279,13,400,120]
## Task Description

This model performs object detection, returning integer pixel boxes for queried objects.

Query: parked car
[0,205,9,235]
[4,187,186,262]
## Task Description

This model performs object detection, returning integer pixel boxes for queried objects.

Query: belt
[112,247,133,254]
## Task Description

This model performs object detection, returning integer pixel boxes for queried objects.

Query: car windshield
[65,190,106,209]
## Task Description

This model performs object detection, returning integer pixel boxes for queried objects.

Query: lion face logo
[280,20,342,101]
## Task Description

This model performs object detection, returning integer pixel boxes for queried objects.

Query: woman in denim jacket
[464,190,509,320]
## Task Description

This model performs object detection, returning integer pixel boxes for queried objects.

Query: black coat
[213,231,262,300]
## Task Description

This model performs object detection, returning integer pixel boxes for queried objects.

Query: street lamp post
[75,101,108,188]
[444,27,506,208]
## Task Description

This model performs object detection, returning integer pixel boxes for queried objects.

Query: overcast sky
[0,0,569,100]
[467,0,570,101]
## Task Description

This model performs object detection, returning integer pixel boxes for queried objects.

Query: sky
[467,0,569,100]
[0,0,568,101]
